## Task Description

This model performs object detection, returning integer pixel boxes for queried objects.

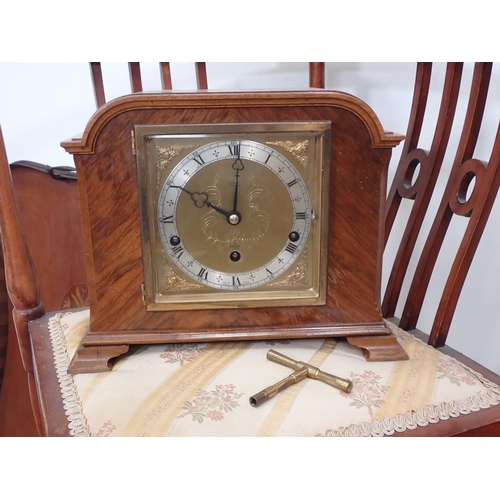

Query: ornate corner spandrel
[156,144,198,186]
[267,140,310,175]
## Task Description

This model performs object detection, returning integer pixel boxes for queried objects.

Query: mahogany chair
[1,62,499,437]
[380,62,500,435]
[0,161,87,436]
[383,63,499,343]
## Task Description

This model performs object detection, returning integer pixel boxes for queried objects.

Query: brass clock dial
[136,122,330,310]
[159,139,311,290]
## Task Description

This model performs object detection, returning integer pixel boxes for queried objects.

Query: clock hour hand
[170,185,234,220]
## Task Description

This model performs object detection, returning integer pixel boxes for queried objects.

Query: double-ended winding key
[249,349,353,407]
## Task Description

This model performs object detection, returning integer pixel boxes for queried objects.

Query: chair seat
[30,308,500,437]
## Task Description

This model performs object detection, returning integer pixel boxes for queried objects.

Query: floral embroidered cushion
[50,308,500,437]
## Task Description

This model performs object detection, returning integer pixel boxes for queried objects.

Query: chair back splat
[89,62,211,109]
[383,62,500,347]
[89,62,325,108]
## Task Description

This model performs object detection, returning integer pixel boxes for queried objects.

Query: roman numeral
[160,215,174,224]
[266,268,273,276]
[287,179,298,188]
[197,267,208,280]
[295,212,306,220]
[264,154,272,164]
[192,154,205,166]
[232,276,241,287]
[285,242,298,254]
[171,245,184,259]
[228,142,240,157]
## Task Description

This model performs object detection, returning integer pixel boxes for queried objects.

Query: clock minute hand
[170,185,232,218]
[232,156,244,213]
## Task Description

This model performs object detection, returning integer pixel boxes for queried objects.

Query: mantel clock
[61,90,405,373]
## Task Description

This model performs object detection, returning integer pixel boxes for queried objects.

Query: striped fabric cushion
[49,308,500,437]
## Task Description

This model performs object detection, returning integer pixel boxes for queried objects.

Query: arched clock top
[61,90,404,154]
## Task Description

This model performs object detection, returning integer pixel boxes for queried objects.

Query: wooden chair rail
[0,130,43,337]
[0,251,7,391]
[159,62,172,91]
[309,62,325,88]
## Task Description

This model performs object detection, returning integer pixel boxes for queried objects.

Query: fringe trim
[48,313,91,437]
[323,327,500,437]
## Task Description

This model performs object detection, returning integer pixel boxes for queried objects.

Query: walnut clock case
[61,91,404,373]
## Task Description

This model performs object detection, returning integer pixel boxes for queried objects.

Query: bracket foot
[68,344,130,374]
[347,334,409,362]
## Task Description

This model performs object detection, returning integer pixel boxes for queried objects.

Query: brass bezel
[135,122,331,311]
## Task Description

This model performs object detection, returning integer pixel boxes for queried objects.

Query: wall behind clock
[0,62,498,374]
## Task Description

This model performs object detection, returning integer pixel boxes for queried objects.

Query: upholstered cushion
[49,308,500,437]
